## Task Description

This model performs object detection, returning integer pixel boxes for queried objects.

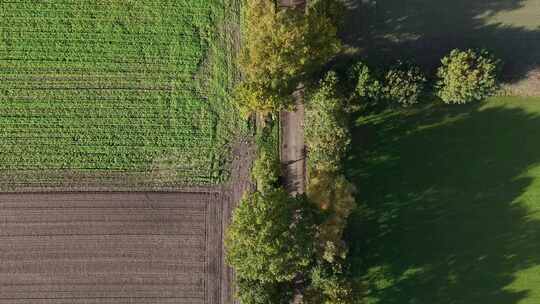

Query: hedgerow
[252,119,281,193]
[305,72,351,171]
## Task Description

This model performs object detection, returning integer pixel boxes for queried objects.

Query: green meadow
[348,97,540,303]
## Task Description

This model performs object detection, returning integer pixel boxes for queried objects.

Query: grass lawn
[0,0,243,188]
[346,97,540,303]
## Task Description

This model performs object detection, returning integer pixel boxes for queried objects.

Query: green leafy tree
[384,61,426,106]
[436,49,500,104]
[350,61,384,106]
[225,189,319,283]
[305,72,350,171]
[305,71,356,265]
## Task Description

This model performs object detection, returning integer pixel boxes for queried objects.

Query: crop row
[0,91,206,102]
[0,0,239,186]
[0,56,200,68]
[1,1,212,12]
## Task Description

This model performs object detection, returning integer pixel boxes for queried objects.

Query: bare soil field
[0,192,225,304]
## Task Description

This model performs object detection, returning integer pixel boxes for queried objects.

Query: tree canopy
[225,189,319,283]
[236,0,341,116]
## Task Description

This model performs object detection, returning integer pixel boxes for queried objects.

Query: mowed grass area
[0,0,243,188]
[346,97,540,303]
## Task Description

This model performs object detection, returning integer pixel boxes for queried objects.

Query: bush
[307,0,346,30]
[252,120,280,192]
[225,189,319,283]
[307,169,356,260]
[236,278,294,304]
[305,72,351,171]
[384,61,426,106]
[350,61,384,105]
[436,49,500,104]
[304,263,353,304]
[252,145,280,192]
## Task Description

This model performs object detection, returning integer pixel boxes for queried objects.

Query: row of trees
[225,0,356,303]
[352,49,500,108]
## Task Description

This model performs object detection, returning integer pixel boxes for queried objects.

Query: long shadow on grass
[340,0,540,83]
[345,102,540,303]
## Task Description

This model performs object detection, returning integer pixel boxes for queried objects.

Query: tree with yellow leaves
[235,0,341,116]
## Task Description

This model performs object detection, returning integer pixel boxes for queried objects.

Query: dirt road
[280,96,306,195]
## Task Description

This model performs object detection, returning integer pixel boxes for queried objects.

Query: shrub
[252,121,280,192]
[350,61,384,104]
[225,189,319,283]
[436,49,500,104]
[307,0,346,30]
[307,169,356,260]
[304,263,353,304]
[305,72,351,171]
[252,145,280,193]
[234,82,284,118]
[384,61,426,106]
[235,278,294,304]
[306,72,356,268]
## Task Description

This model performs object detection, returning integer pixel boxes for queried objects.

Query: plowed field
[0,192,229,304]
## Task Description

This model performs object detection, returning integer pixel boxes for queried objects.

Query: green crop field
[348,97,540,304]
[0,0,243,189]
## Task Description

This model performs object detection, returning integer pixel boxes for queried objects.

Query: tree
[307,169,356,261]
[308,169,356,266]
[350,61,384,106]
[236,0,342,115]
[436,49,500,104]
[225,189,319,283]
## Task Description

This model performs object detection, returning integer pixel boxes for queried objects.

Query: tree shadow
[340,0,540,83]
[345,101,540,303]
